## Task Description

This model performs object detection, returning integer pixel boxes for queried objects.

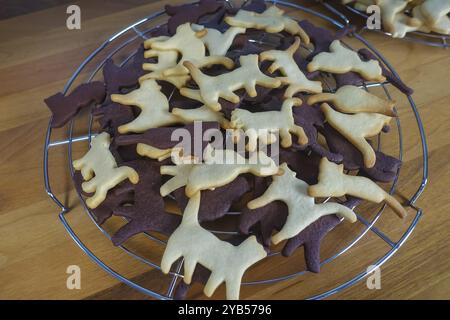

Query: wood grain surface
[0,0,448,300]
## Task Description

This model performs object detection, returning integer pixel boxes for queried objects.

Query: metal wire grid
[43,0,428,300]
[321,0,450,48]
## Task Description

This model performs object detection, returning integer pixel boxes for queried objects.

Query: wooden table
[0,0,449,300]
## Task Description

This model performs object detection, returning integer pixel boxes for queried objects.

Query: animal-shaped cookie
[115,122,220,163]
[418,0,450,35]
[161,192,267,300]
[111,160,181,246]
[72,132,139,209]
[103,46,145,99]
[148,23,234,76]
[375,0,422,38]
[230,98,308,151]
[45,81,106,128]
[225,6,310,44]
[308,158,407,218]
[321,103,392,168]
[298,19,353,59]
[173,176,250,222]
[165,0,223,35]
[307,85,396,116]
[111,79,183,133]
[181,54,281,111]
[160,146,279,197]
[260,37,322,97]
[191,24,246,56]
[172,105,231,129]
[247,163,356,244]
[140,36,191,88]
[307,40,386,82]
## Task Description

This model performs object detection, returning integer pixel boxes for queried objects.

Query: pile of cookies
[45,0,409,300]
[342,0,450,38]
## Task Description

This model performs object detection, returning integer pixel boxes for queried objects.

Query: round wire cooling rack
[43,0,428,300]
[320,0,450,48]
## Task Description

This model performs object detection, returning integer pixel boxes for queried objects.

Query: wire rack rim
[43,0,428,300]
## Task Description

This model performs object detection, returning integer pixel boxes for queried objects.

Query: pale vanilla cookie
[73,132,139,209]
[375,0,422,38]
[137,144,195,164]
[180,55,281,111]
[321,103,392,168]
[111,79,183,134]
[225,6,310,44]
[141,36,190,88]
[136,143,172,161]
[143,36,178,71]
[161,192,267,300]
[160,145,279,197]
[149,23,234,76]
[307,85,396,116]
[191,24,246,56]
[307,40,386,82]
[260,37,322,97]
[247,163,357,245]
[230,98,308,151]
[308,158,407,218]
[172,105,231,129]
[419,0,450,35]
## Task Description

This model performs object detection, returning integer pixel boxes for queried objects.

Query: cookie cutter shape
[260,37,322,97]
[247,163,356,245]
[161,192,267,300]
[308,158,407,218]
[111,79,183,134]
[321,103,392,168]
[375,0,422,38]
[172,105,231,129]
[181,54,281,111]
[418,0,450,35]
[191,24,246,56]
[45,81,106,128]
[111,160,181,246]
[72,132,139,209]
[307,85,396,116]
[225,6,310,45]
[149,23,234,76]
[307,40,386,82]
[230,97,308,151]
[160,145,279,197]
[165,0,223,35]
